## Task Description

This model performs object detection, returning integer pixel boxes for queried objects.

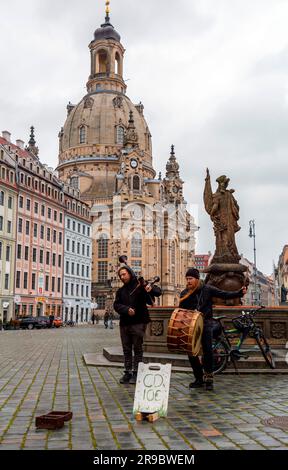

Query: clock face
[130,159,138,169]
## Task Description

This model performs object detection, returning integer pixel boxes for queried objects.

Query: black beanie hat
[185,268,200,279]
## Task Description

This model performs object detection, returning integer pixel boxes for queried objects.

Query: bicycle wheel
[212,339,229,374]
[255,333,275,369]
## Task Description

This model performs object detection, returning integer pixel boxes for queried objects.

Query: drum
[167,308,203,356]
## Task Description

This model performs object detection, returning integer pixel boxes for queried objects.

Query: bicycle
[212,306,275,374]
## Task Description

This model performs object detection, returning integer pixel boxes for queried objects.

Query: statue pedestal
[204,263,248,306]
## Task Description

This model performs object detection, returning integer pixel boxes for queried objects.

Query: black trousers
[188,320,214,379]
[120,323,147,372]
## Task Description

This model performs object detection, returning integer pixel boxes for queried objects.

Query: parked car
[19,316,50,330]
[53,317,63,328]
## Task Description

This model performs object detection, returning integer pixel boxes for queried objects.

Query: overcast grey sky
[0,0,287,275]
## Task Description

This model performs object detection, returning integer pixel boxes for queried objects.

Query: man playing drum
[179,268,247,391]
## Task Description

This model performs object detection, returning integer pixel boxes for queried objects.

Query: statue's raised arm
[204,168,213,214]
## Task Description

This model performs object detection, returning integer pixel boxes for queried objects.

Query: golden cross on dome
[105,1,110,15]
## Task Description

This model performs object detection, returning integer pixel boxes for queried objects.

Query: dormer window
[79,126,86,144]
[70,176,79,190]
[116,125,124,144]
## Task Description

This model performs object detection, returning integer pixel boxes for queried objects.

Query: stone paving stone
[1,327,288,450]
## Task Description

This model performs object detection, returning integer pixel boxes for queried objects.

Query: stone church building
[57,6,197,307]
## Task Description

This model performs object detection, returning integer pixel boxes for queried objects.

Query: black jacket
[179,283,244,321]
[114,268,162,326]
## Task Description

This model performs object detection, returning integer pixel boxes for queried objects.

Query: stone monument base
[204,263,248,306]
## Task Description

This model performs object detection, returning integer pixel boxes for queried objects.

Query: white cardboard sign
[133,362,172,417]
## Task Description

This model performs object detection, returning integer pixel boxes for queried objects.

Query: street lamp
[249,220,260,305]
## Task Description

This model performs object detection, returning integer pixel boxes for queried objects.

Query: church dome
[58,91,152,164]
[94,21,121,42]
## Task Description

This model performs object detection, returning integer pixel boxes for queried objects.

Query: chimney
[16,139,25,150]
[2,131,11,142]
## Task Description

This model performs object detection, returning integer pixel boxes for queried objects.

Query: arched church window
[115,52,121,75]
[97,50,108,74]
[116,126,124,144]
[133,175,140,191]
[70,176,79,190]
[131,233,142,258]
[98,234,108,259]
[79,126,86,144]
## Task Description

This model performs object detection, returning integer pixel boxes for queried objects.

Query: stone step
[102,347,288,370]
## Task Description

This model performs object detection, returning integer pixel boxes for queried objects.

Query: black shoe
[129,371,137,384]
[189,379,204,389]
[119,371,132,384]
[204,373,214,391]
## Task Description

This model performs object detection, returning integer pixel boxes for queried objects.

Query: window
[47,228,50,241]
[131,260,142,276]
[48,208,51,219]
[96,296,106,309]
[40,249,44,264]
[77,264,80,276]
[72,221,75,231]
[82,265,85,277]
[25,246,29,261]
[18,218,22,233]
[52,277,55,292]
[0,216,3,231]
[82,244,85,256]
[53,230,57,243]
[87,227,90,237]
[72,241,75,253]
[23,272,28,289]
[33,248,37,263]
[131,233,142,257]
[19,196,23,208]
[86,285,89,298]
[98,234,108,258]
[0,191,4,205]
[59,232,62,245]
[76,284,79,296]
[171,241,176,285]
[67,219,70,229]
[40,225,44,240]
[87,246,90,257]
[45,275,49,292]
[79,126,86,144]
[41,205,45,216]
[77,242,80,254]
[26,199,31,211]
[33,223,38,238]
[70,176,79,189]
[7,221,12,233]
[57,278,61,293]
[16,271,21,289]
[78,223,81,233]
[59,213,63,224]
[116,125,124,144]
[52,253,56,266]
[46,252,50,265]
[17,244,22,259]
[71,263,75,275]
[25,221,30,235]
[65,283,69,296]
[133,175,140,191]
[82,225,86,235]
[32,273,36,290]
[86,266,89,278]
[66,239,70,251]
[98,261,108,283]
[8,196,12,209]
[54,210,57,222]
[6,245,10,261]
[0,241,2,259]
[81,285,84,297]
[58,255,62,268]
[66,261,69,274]
[5,274,9,290]
[71,284,74,296]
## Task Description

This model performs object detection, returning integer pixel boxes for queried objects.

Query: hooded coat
[113,266,162,326]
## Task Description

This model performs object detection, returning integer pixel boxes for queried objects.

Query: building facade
[56,8,197,307]
[276,245,288,305]
[63,185,92,323]
[240,256,275,306]
[194,253,212,280]
[0,138,17,321]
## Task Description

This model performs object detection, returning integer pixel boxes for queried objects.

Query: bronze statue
[203,169,247,305]
[204,169,241,264]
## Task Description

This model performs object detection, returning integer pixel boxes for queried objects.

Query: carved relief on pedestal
[271,322,286,339]
[150,321,164,337]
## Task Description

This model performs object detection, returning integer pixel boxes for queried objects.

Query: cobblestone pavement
[0,324,288,450]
